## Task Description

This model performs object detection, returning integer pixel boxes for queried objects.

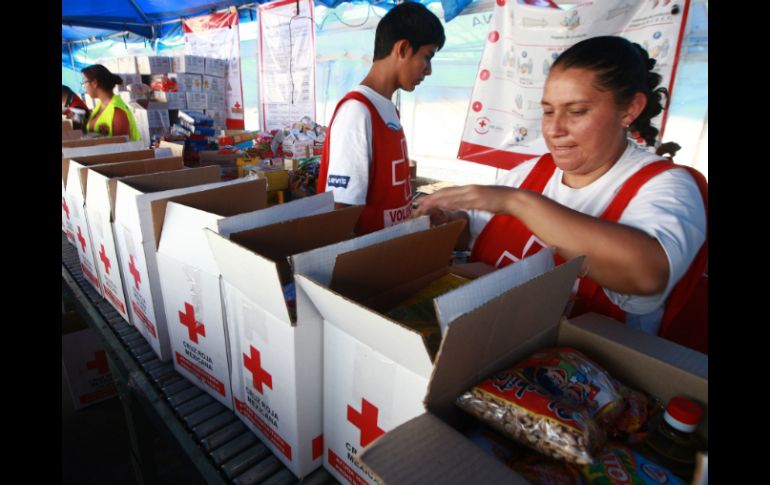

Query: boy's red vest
[318,92,413,235]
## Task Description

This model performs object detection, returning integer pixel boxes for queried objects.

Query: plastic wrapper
[510,452,583,485]
[385,273,470,336]
[580,442,684,485]
[457,368,603,465]
[512,348,626,428]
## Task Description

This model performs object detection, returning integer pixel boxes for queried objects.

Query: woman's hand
[413,185,518,215]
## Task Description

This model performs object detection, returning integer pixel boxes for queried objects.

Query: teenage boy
[317,2,445,234]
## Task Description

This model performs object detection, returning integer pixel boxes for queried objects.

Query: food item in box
[512,347,626,428]
[457,368,603,465]
[287,157,320,200]
[385,273,470,336]
[580,442,684,485]
[510,452,583,485]
[609,387,653,439]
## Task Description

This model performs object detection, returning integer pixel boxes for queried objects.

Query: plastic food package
[580,442,685,485]
[457,366,603,465]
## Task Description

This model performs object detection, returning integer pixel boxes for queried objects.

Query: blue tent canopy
[62,0,474,43]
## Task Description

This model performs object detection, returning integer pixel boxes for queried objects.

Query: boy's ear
[393,39,413,59]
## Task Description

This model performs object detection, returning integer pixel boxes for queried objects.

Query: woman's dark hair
[62,85,75,96]
[81,64,124,92]
[373,1,445,60]
[551,36,668,146]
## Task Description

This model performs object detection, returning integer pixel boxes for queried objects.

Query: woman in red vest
[62,85,90,131]
[415,36,707,352]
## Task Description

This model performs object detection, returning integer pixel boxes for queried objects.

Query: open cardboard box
[357,253,708,484]
[84,157,185,321]
[62,148,164,244]
[113,166,226,361]
[62,135,129,149]
[64,150,172,294]
[294,222,580,485]
[152,178,268,409]
[204,192,369,477]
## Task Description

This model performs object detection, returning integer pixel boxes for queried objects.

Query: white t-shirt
[469,143,706,334]
[324,85,401,205]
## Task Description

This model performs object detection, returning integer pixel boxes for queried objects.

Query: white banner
[458,0,691,170]
[258,0,317,131]
[183,11,246,130]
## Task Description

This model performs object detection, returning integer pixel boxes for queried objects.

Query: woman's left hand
[413,185,517,216]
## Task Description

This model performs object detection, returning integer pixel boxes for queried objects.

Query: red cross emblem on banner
[243,346,272,394]
[99,244,111,275]
[129,255,141,289]
[347,398,385,447]
[178,302,206,343]
[62,197,70,220]
[86,350,109,375]
[77,226,87,252]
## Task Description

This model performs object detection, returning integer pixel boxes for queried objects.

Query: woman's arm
[112,109,131,137]
[414,185,669,295]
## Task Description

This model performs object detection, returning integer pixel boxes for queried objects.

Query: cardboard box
[173,55,206,74]
[113,167,229,361]
[186,92,208,111]
[62,128,82,141]
[206,92,226,111]
[207,193,404,477]
[62,135,130,150]
[117,56,137,74]
[64,149,162,293]
[204,110,226,130]
[294,224,579,485]
[244,165,290,190]
[169,73,202,92]
[153,178,268,409]
[62,312,118,410]
[205,57,227,78]
[136,55,173,75]
[63,120,73,131]
[117,73,143,86]
[358,274,708,484]
[62,149,157,244]
[153,91,187,110]
[85,157,185,322]
[202,75,226,93]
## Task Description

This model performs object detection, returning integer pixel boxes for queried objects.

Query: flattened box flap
[154,179,267,274]
[426,257,583,416]
[359,413,528,485]
[215,191,334,237]
[161,178,266,217]
[230,206,363,288]
[329,220,465,314]
[62,135,128,148]
[292,217,431,287]
[121,165,220,193]
[62,149,155,185]
[435,249,556,335]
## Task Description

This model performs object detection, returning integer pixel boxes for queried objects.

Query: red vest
[318,91,412,235]
[470,154,708,353]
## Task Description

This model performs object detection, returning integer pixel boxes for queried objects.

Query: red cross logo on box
[129,255,141,289]
[99,244,111,275]
[243,346,272,394]
[77,226,87,252]
[62,197,70,220]
[86,350,110,375]
[178,302,206,343]
[347,398,385,447]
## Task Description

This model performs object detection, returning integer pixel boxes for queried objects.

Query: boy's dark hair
[373,2,445,60]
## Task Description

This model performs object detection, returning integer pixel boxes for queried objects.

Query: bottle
[642,396,704,481]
